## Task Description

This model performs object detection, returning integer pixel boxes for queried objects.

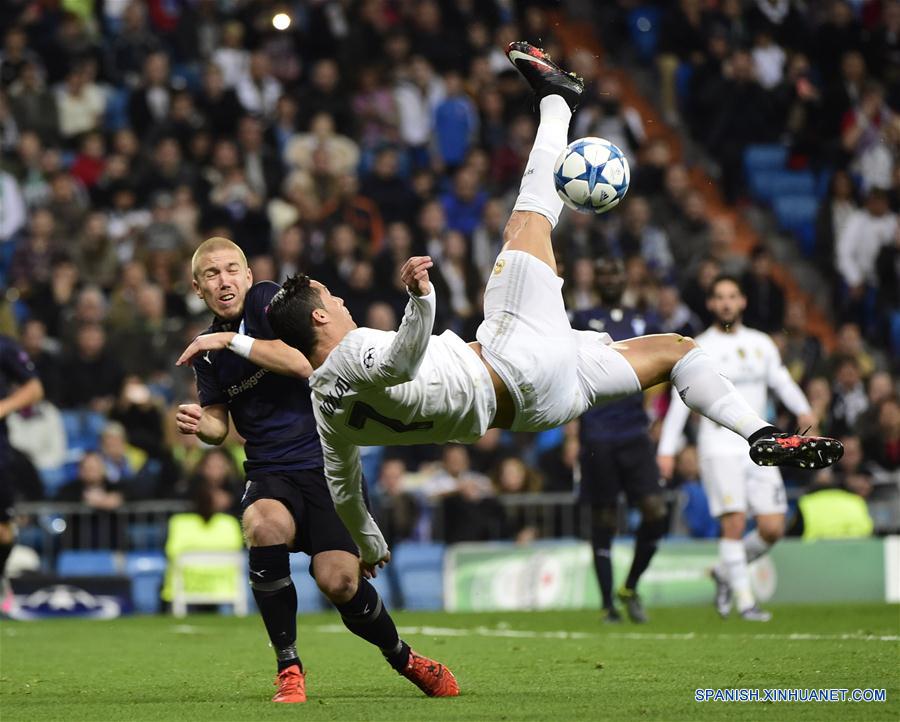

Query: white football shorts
[475,250,641,432]
[699,453,787,518]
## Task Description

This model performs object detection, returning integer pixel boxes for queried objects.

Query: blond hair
[191,237,248,279]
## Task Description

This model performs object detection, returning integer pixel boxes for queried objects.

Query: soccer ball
[553,137,630,214]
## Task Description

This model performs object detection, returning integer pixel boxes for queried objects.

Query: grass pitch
[1,604,898,721]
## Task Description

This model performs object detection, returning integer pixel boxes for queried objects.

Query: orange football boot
[272,664,306,703]
[400,649,460,697]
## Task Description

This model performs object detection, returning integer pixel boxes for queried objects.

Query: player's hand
[400,256,433,297]
[176,332,234,367]
[657,454,675,481]
[175,403,203,435]
[360,551,391,579]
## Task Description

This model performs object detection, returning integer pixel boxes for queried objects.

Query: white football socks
[670,347,771,441]
[715,529,773,578]
[720,538,755,612]
[742,529,772,564]
[512,95,571,229]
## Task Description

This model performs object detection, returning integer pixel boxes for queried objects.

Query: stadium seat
[289,553,328,612]
[392,542,445,611]
[743,144,788,176]
[127,522,167,551]
[61,410,105,461]
[748,169,815,204]
[627,6,662,62]
[126,551,167,614]
[772,194,819,256]
[57,550,120,576]
[39,466,72,497]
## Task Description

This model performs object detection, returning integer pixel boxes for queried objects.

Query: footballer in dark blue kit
[570,259,668,624]
[0,334,44,614]
[175,238,458,703]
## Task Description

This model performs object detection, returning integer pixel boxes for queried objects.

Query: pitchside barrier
[444,537,900,612]
[6,499,900,617]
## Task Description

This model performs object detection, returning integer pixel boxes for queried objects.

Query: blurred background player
[0,334,44,614]
[657,275,817,621]
[175,237,458,702]
[571,258,666,624]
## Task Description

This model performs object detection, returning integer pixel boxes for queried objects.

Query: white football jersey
[658,324,811,457]
[309,289,495,562]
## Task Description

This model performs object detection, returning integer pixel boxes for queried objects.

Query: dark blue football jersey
[193,282,323,473]
[0,335,38,463]
[570,306,659,443]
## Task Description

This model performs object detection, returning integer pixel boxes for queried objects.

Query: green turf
[1,604,898,721]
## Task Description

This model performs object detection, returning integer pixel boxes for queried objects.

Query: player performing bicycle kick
[191,42,844,574]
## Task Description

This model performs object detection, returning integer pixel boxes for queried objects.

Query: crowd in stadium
[0,0,897,549]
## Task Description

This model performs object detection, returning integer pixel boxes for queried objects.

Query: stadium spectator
[491,456,541,545]
[59,323,124,412]
[235,51,281,119]
[656,284,703,338]
[741,245,785,334]
[776,301,823,387]
[18,318,61,404]
[57,451,125,548]
[830,356,870,437]
[55,61,105,142]
[863,396,900,471]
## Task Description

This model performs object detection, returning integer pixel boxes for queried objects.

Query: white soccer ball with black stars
[553,137,630,214]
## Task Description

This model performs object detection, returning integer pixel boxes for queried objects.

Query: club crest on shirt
[492,259,506,276]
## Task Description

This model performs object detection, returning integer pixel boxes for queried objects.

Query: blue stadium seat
[748,170,815,204]
[627,6,662,62]
[61,411,105,461]
[127,522,167,551]
[126,551,166,614]
[57,550,119,576]
[743,144,787,175]
[393,542,445,611]
[772,194,819,256]
[40,466,72,497]
[290,553,327,612]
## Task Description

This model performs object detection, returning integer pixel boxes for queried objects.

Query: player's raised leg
[604,333,843,469]
[242,500,307,703]
[503,42,583,271]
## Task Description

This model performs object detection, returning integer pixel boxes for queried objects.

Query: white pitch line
[312,625,899,643]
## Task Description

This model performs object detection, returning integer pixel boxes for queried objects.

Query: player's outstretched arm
[364,256,437,387]
[317,419,390,570]
[656,386,692,480]
[176,332,313,379]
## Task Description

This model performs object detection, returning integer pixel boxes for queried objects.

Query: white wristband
[227,333,255,359]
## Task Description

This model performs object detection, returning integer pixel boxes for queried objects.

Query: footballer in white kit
[263,42,842,574]
[657,275,817,621]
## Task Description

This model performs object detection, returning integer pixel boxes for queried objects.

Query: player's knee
[669,334,697,360]
[316,568,358,604]
[242,502,294,547]
[591,504,618,534]
[757,520,784,545]
[639,494,668,525]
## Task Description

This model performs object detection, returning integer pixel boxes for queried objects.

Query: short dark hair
[266,274,324,357]
[707,273,744,298]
